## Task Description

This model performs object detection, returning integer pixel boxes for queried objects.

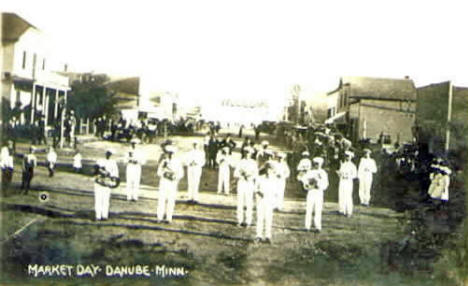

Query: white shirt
[358,157,377,177]
[275,161,290,180]
[338,161,357,180]
[157,157,184,181]
[47,151,57,163]
[1,154,13,169]
[216,151,231,168]
[234,158,258,182]
[125,148,145,166]
[1,147,10,163]
[1,147,13,169]
[255,174,277,201]
[300,169,329,191]
[98,158,119,178]
[73,154,82,168]
[185,149,206,168]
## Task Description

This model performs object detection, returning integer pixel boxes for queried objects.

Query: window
[42,58,46,70]
[22,51,27,69]
[16,90,21,103]
[327,107,336,118]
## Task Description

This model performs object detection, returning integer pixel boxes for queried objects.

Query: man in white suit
[234,147,258,227]
[337,151,357,217]
[125,139,145,201]
[185,141,206,203]
[157,145,184,223]
[358,149,377,206]
[299,157,329,232]
[94,149,119,221]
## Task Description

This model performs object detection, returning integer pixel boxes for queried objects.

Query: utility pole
[445,81,453,153]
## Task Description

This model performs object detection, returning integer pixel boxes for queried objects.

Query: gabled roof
[2,12,38,44]
[339,76,417,101]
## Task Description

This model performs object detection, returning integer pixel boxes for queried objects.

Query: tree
[68,75,117,119]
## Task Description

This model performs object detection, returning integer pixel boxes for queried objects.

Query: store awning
[325,112,346,124]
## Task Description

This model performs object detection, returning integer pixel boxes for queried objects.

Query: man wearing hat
[94,149,119,220]
[21,146,37,194]
[216,146,232,195]
[297,151,312,183]
[254,162,277,243]
[256,140,271,169]
[125,139,145,201]
[258,149,274,175]
[337,151,357,217]
[157,145,184,223]
[234,147,258,227]
[358,149,377,206]
[220,134,236,155]
[207,134,219,169]
[274,152,290,211]
[298,157,329,232]
[184,141,206,203]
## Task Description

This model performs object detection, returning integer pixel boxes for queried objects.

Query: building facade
[2,13,70,131]
[326,76,417,143]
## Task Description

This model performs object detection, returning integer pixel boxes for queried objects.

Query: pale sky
[3,0,468,108]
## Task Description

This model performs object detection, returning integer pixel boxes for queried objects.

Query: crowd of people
[0,122,455,244]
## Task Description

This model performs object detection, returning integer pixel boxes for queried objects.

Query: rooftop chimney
[404,75,410,79]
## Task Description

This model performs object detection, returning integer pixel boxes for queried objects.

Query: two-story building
[2,12,70,131]
[326,76,417,143]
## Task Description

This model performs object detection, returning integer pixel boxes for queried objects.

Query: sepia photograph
[1,1,467,285]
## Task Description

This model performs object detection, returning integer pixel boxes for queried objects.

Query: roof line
[350,96,415,101]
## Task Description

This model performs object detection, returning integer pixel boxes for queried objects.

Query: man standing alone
[157,145,184,223]
[185,141,205,203]
[358,149,377,206]
[216,147,232,195]
[125,139,145,201]
[21,146,37,194]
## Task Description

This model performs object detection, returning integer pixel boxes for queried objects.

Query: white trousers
[275,179,286,210]
[157,179,178,222]
[256,198,274,239]
[305,190,323,230]
[187,167,202,200]
[217,166,230,194]
[358,174,373,205]
[237,180,254,225]
[126,165,141,200]
[94,183,111,220]
[338,179,354,216]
